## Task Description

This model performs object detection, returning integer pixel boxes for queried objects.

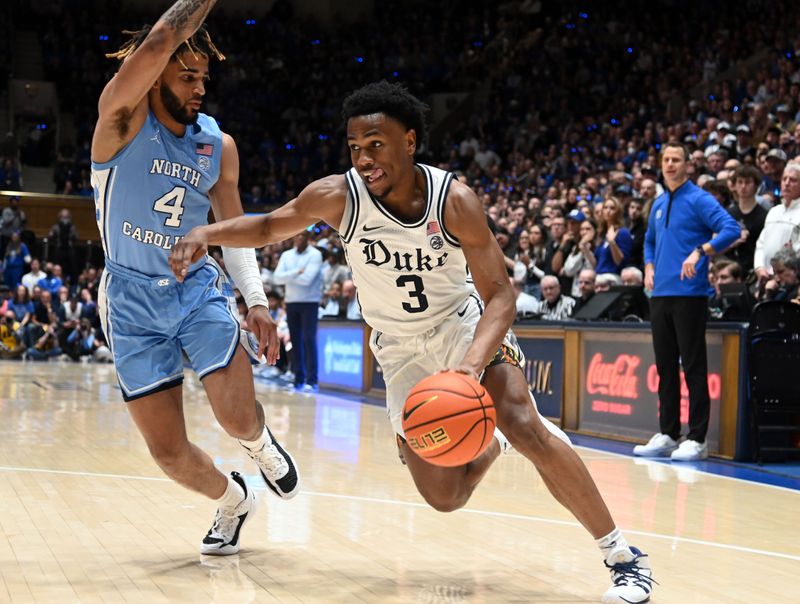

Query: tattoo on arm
[161,0,216,34]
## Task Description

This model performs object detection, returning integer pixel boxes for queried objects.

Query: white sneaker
[670,439,708,461]
[200,472,256,556]
[243,427,300,499]
[633,433,678,457]
[602,546,655,603]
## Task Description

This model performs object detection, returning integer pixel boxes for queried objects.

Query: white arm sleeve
[222,246,269,308]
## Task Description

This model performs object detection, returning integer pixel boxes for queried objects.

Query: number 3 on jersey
[396,275,429,313]
[153,186,186,228]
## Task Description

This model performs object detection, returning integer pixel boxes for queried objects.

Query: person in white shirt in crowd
[621,266,644,287]
[594,272,623,293]
[341,280,362,320]
[754,162,800,290]
[511,278,539,317]
[536,275,575,320]
[273,231,323,392]
[21,258,46,295]
[563,218,598,297]
[319,281,343,318]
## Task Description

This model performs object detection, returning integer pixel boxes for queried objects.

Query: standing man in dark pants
[274,232,323,392]
[635,143,740,461]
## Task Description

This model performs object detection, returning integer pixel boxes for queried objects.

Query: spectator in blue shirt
[8,284,34,329]
[2,232,30,288]
[595,197,632,274]
[37,263,63,297]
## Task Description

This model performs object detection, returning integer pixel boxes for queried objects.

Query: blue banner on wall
[317,325,364,390]
[515,336,564,419]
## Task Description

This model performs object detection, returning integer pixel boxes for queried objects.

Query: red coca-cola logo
[586,353,640,399]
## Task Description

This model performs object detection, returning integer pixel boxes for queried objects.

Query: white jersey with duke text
[338,164,476,336]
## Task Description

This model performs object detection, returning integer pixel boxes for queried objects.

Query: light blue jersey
[92,112,241,401]
[91,111,222,277]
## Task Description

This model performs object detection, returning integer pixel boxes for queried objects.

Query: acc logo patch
[198,156,211,172]
[429,235,444,250]
[656,209,662,220]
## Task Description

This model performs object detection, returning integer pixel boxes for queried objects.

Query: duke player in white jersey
[90,0,299,556]
[170,82,655,602]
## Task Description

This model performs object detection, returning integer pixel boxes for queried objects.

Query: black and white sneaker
[200,472,256,556]
[243,427,300,499]
[602,546,655,603]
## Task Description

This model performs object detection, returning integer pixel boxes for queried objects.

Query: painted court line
[1,464,798,563]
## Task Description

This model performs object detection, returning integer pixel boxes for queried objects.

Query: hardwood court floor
[0,360,798,603]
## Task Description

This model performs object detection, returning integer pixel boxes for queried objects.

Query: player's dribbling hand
[169,227,209,282]
[446,365,482,384]
[246,305,280,365]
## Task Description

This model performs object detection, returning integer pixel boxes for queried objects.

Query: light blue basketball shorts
[98,259,240,401]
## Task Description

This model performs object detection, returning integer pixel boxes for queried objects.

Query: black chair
[747,301,800,463]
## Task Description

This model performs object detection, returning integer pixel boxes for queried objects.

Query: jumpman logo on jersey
[150,129,161,145]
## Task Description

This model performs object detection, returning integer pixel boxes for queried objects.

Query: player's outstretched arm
[169,174,347,281]
[94,0,218,160]
[444,180,517,378]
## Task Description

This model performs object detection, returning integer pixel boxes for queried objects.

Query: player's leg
[399,433,501,512]
[200,346,300,499]
[99,267,256,555]
[485,362,616,534]
[127,385,228,497]
[484,362,654,603]
[181,264,299,499]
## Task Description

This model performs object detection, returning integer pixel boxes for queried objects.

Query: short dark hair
[342,81,429,150]
[734,165,762,187]
[661,142,690,161]
[713,257,743,280]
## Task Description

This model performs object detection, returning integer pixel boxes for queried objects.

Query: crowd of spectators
[5,0,800,336]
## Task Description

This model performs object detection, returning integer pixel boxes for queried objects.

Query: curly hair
[106,24,225,67]
[341,81,429,150]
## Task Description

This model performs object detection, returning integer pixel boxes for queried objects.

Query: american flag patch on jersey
[196,143,213,156]
[426,221,440,235]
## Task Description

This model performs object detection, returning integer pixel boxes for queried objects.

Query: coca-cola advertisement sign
[580,331,722,451]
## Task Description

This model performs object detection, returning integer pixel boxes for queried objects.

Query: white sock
[596,527,630,564]
[216,473,245,508]
[239,425,269,451]
[494,428,511,454]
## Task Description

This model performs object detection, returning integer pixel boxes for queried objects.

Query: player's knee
[148,442,190,474]
[498,402,548,455]
[422,491,467,513]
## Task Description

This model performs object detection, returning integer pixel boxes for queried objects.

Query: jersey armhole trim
[437,172,460,247]
[342,171,361,243]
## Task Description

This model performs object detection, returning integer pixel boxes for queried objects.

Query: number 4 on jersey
[153,186,186,228]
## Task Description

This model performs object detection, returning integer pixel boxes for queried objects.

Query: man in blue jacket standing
[636,143,740,461]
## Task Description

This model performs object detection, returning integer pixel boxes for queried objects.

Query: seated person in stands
[621,267,644,287]
[573,268,596,314]
[512,278,540,318]
[0,310,25,359]
[536,275,576,320]
[319,281,343,318]
[341,280,362,321]
[708,256,749,320]
[763,248,799,302]
[594,272,622,293]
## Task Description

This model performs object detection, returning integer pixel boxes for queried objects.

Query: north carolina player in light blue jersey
[90,0,298,556]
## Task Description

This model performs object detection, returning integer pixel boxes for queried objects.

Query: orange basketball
[402,370,496,467]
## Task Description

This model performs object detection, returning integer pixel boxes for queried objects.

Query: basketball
[402,371,496,467]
